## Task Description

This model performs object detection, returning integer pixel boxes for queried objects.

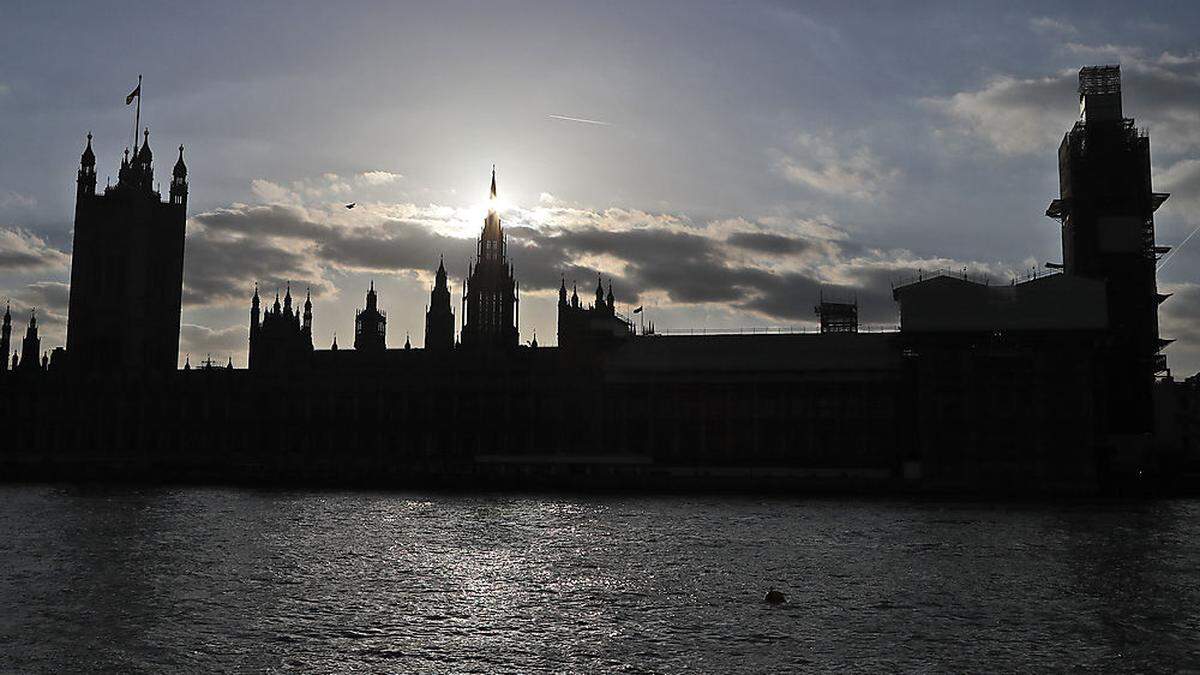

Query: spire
[273,290,281,313]
[3,300,9,323]
[404,333,411,350]
[81,133,95,167]
[283,282,292,314]
[595,273,605,307]
[173,144,186,178]
[366,281,377,311]
[137,128,152,162]
[559,275,568,305]
[303,287,312,331]
[252,282,260,305]
[606,280,615,308]
[490,164,497,199]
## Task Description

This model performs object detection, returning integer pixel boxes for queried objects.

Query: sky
[2,1,1200,372]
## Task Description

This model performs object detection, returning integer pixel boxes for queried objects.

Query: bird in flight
[345,203,356,209]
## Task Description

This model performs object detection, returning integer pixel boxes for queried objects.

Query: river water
[0,485,1197,672]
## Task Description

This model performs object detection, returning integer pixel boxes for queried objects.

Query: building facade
[460,168,519,349]
[65,130,187,373]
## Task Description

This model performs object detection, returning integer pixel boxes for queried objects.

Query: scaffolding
[1078,65,1121,96]
[815,294,858,334]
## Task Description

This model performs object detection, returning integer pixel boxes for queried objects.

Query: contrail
[548,114,612,127]
[1157,222,1200,272]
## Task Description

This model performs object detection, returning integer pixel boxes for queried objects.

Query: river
[0,485,1197,671]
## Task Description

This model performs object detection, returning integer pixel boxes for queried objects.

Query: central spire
[490,164,497,200]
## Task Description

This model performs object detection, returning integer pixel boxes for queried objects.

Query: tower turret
[303,287,313,332]
[170,144,188,206]
[425,256,455,352]
[461,167,519,349]
[354,281,386,352]
[77,133,96,198]
[0,301,10,373]
[248,284,261,369]
[18,310,40,373]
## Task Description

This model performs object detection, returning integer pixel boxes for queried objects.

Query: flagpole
[134,75,142,149]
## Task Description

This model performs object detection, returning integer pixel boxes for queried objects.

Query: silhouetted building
[17,311,41,373]
[424,258,455,351]
[354,282,386,352]
[816,296,858,334]
[0,302,10,374]
[1046,65,1171,434]
[557,275,633,350]
[6,64,1199,495]
[248,283,313,371]
[461,168,519,349]
[65,130,187,373]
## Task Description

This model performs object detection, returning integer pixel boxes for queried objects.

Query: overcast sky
[2,1,1200,372]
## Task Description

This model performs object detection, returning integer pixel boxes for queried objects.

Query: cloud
[1156,158,1200,220]
[0,227,69,272]
[0,281,71,354]
[772,132,899,199]
[180,323,247,361]
[726,231,813,256]
[0,192,37,209]
[178,175,1010,333]
[20,281,70,312]
[925,48,1200,156]
[1030,17,1077,36]
[357,171,402,186]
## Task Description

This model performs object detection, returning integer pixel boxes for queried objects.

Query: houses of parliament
[3,66,1200,494]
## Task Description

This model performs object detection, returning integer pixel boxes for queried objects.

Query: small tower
[17,310,40,373]
[170,144,188,207]
[354,281,386,352]
[303,288,313,333]
[461,167,519,349]
[0,301,10,373]
[77,133,96,199]
[248,284,261,369]
[424,257,455,352]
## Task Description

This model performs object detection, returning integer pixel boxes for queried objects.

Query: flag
[633,306,643,314]
[126,83,140,105]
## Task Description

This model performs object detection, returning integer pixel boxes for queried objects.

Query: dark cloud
[193,204,329,240]
[183,200,991,330]
[20,280,70,313]
[315,221,475,273]
[183,231,329,307]
[0,227,69,272]
[726,231,813,255]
